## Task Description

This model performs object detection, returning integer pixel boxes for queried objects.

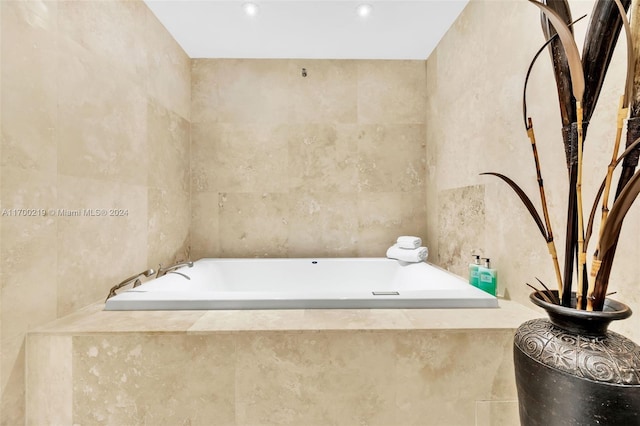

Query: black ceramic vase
[514,291,640,426]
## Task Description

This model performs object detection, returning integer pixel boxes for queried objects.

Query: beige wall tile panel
[357,60,426,124]
[58,0,148,83]
[25,335,72,426]
[0,167,58,370]
[57,37,148,186]
[235,331,398,425]
[394,330,515,425]
[147,101,190,193]
[1,334,25,425]
[72,334,236,425]
[192,59,357,125]
[147,187,190,268]
[218,192,289,257]
[437,185,485,277]
[190,191,220,259]
[357,191,427,257]
[191,122,289,193]
[288,124,358,193]
[352,124,426,192]
[0,1,57,173]
[145,8,191,121]
[56,175,148,316]
[287,192,359,257]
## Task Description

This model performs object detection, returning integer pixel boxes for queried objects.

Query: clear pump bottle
[478,258,497,296]
[469,255,481,287]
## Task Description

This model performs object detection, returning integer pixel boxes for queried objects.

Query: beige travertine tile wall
[426,0,640,342]
[190,59,427,260]
[0,1,191,423]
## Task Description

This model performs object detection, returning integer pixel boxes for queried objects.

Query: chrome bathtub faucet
[156,260,194,278]
[105,268,155,301]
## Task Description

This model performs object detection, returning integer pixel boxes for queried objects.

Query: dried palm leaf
[617,0,640,196]
[523,15,587,294]
[585,136,640,249]
[588,169,640,309]
[599,0,634,239]
[594,2,640,311]
[531,0,588,306]
[527,283,556,304]
[582,0,632,122]
[480,173,547,240]
[531,1,584,100]
[536,277,560,304]
[540,0,575,130]
[536,0,578,307]
[523,15,586,130]
[597,169,640,265]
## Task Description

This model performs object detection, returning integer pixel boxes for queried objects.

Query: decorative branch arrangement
[484,0,640,311]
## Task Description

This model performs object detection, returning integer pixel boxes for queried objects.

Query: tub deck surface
[34,298,538,334]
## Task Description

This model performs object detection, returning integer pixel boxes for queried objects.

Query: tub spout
[168,271,191,280]
[156,260,194,278]
[105,268,155,301]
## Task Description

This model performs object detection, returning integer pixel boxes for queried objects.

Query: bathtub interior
[105,258,499,310]
[136,258,468,292]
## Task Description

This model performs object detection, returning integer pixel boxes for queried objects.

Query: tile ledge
[27,299,541,335]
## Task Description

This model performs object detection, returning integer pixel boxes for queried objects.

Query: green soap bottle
[478,258,497,296]
[469,255,481,287]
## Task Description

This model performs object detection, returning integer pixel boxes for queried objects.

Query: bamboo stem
[590,0,640,311]
[588,97,628,310]
[589,250,602,310]
[576,101,586,310]
[527,119,563,294]
[601,96,628,232]
[562,166,578,307]
[547,241,563,295]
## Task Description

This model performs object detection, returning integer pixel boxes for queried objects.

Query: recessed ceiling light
[243,2,259,17]
[356,4,373,17]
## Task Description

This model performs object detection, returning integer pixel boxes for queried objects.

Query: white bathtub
[104,258,498,310]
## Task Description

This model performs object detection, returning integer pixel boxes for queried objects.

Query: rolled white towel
[386,244,428,263]
[396,236,422,249]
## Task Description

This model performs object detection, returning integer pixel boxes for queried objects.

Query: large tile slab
[235,331,398,426]
[218,192,289,257]
[56,176,148,316]
[25,335,72,426]
[357,60,426,124]
[0,0,57,173]
[437,184,485,277]
[72,334,236,425]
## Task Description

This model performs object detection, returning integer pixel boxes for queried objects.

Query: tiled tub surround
[27,301,538,426]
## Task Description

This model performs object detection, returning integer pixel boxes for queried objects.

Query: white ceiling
[144,0,469,60]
